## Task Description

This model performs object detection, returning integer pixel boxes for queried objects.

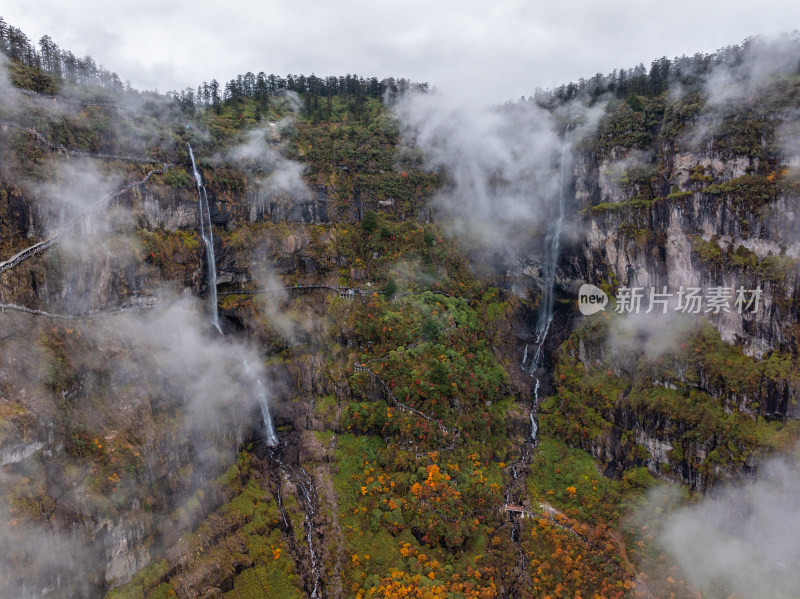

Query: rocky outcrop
[556,314,800,490]
[563,145,800,356]
[133,176,332,233]
[246,187,331,224]
[100,508,154,589]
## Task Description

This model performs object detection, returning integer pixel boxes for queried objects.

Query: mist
[607,310,702,362]
[679,33,800,151]
[0,52,19,111]
[221,124,311,201]
[35,158,120,232]
[702,33,800,107]
[103,300,273,430]
[392,90,605,263]
[652,451,800,598]
[0,297,279,596]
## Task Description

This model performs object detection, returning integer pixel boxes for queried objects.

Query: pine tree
[210,79,221,114]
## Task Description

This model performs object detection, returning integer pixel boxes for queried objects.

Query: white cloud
[392,89,604,258]
[3,0,800,103]
[658,453,800,599]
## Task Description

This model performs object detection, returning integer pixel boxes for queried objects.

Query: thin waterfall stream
[503,139,572,596]
[188,144,277,446]
[242,358,278,446]
[188,144,221,334]
[524,136,572,443]
[268,450,323,598]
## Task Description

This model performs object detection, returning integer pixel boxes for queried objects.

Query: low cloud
[0,298,279,596]
[222,124,311,201]
[656,451,800,599]
[35,159,121,233]
[99,299,275,434]
[250,261,298,342]
[775,107,800,165]
[0,53,20,113]
[393,90,604,259]
[681,33,800,150]
[607,310,702,362]
[274,89,303,114]
[702,33,800,107]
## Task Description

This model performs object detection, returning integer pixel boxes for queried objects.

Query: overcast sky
[3,0,799,103]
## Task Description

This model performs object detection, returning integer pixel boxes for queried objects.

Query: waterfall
[270,454,322,597]
[295,466,321,598]
[527,136,572,442]
[188,144,221,334]
[188,145,277,445]
[242,358,278,446]
[255,377,278,446]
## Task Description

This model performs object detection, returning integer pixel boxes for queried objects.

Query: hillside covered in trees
[0,16,799,599]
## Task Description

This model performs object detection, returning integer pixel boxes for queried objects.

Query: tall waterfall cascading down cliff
[524,136,572,442]
[188,145,278,445]
[188,144,222,334]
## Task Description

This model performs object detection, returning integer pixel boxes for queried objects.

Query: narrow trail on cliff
[0,163,172,276]
[220,284,383,298]
[0,298,163,319]
[354,364,460,439]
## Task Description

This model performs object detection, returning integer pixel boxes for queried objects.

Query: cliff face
[135,184,333,231]
[0,206,393,597]
[0,141,796,595]
[568,145,800,356]
[1,56,799,597]
[534,91,800,491]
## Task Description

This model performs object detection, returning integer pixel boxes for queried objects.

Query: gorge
[0,21,798,599]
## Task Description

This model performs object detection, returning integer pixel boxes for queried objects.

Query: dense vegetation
[0,15,426,123]
[1,16,799,599]
[531,32,800,106]
[543,315,800,489]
